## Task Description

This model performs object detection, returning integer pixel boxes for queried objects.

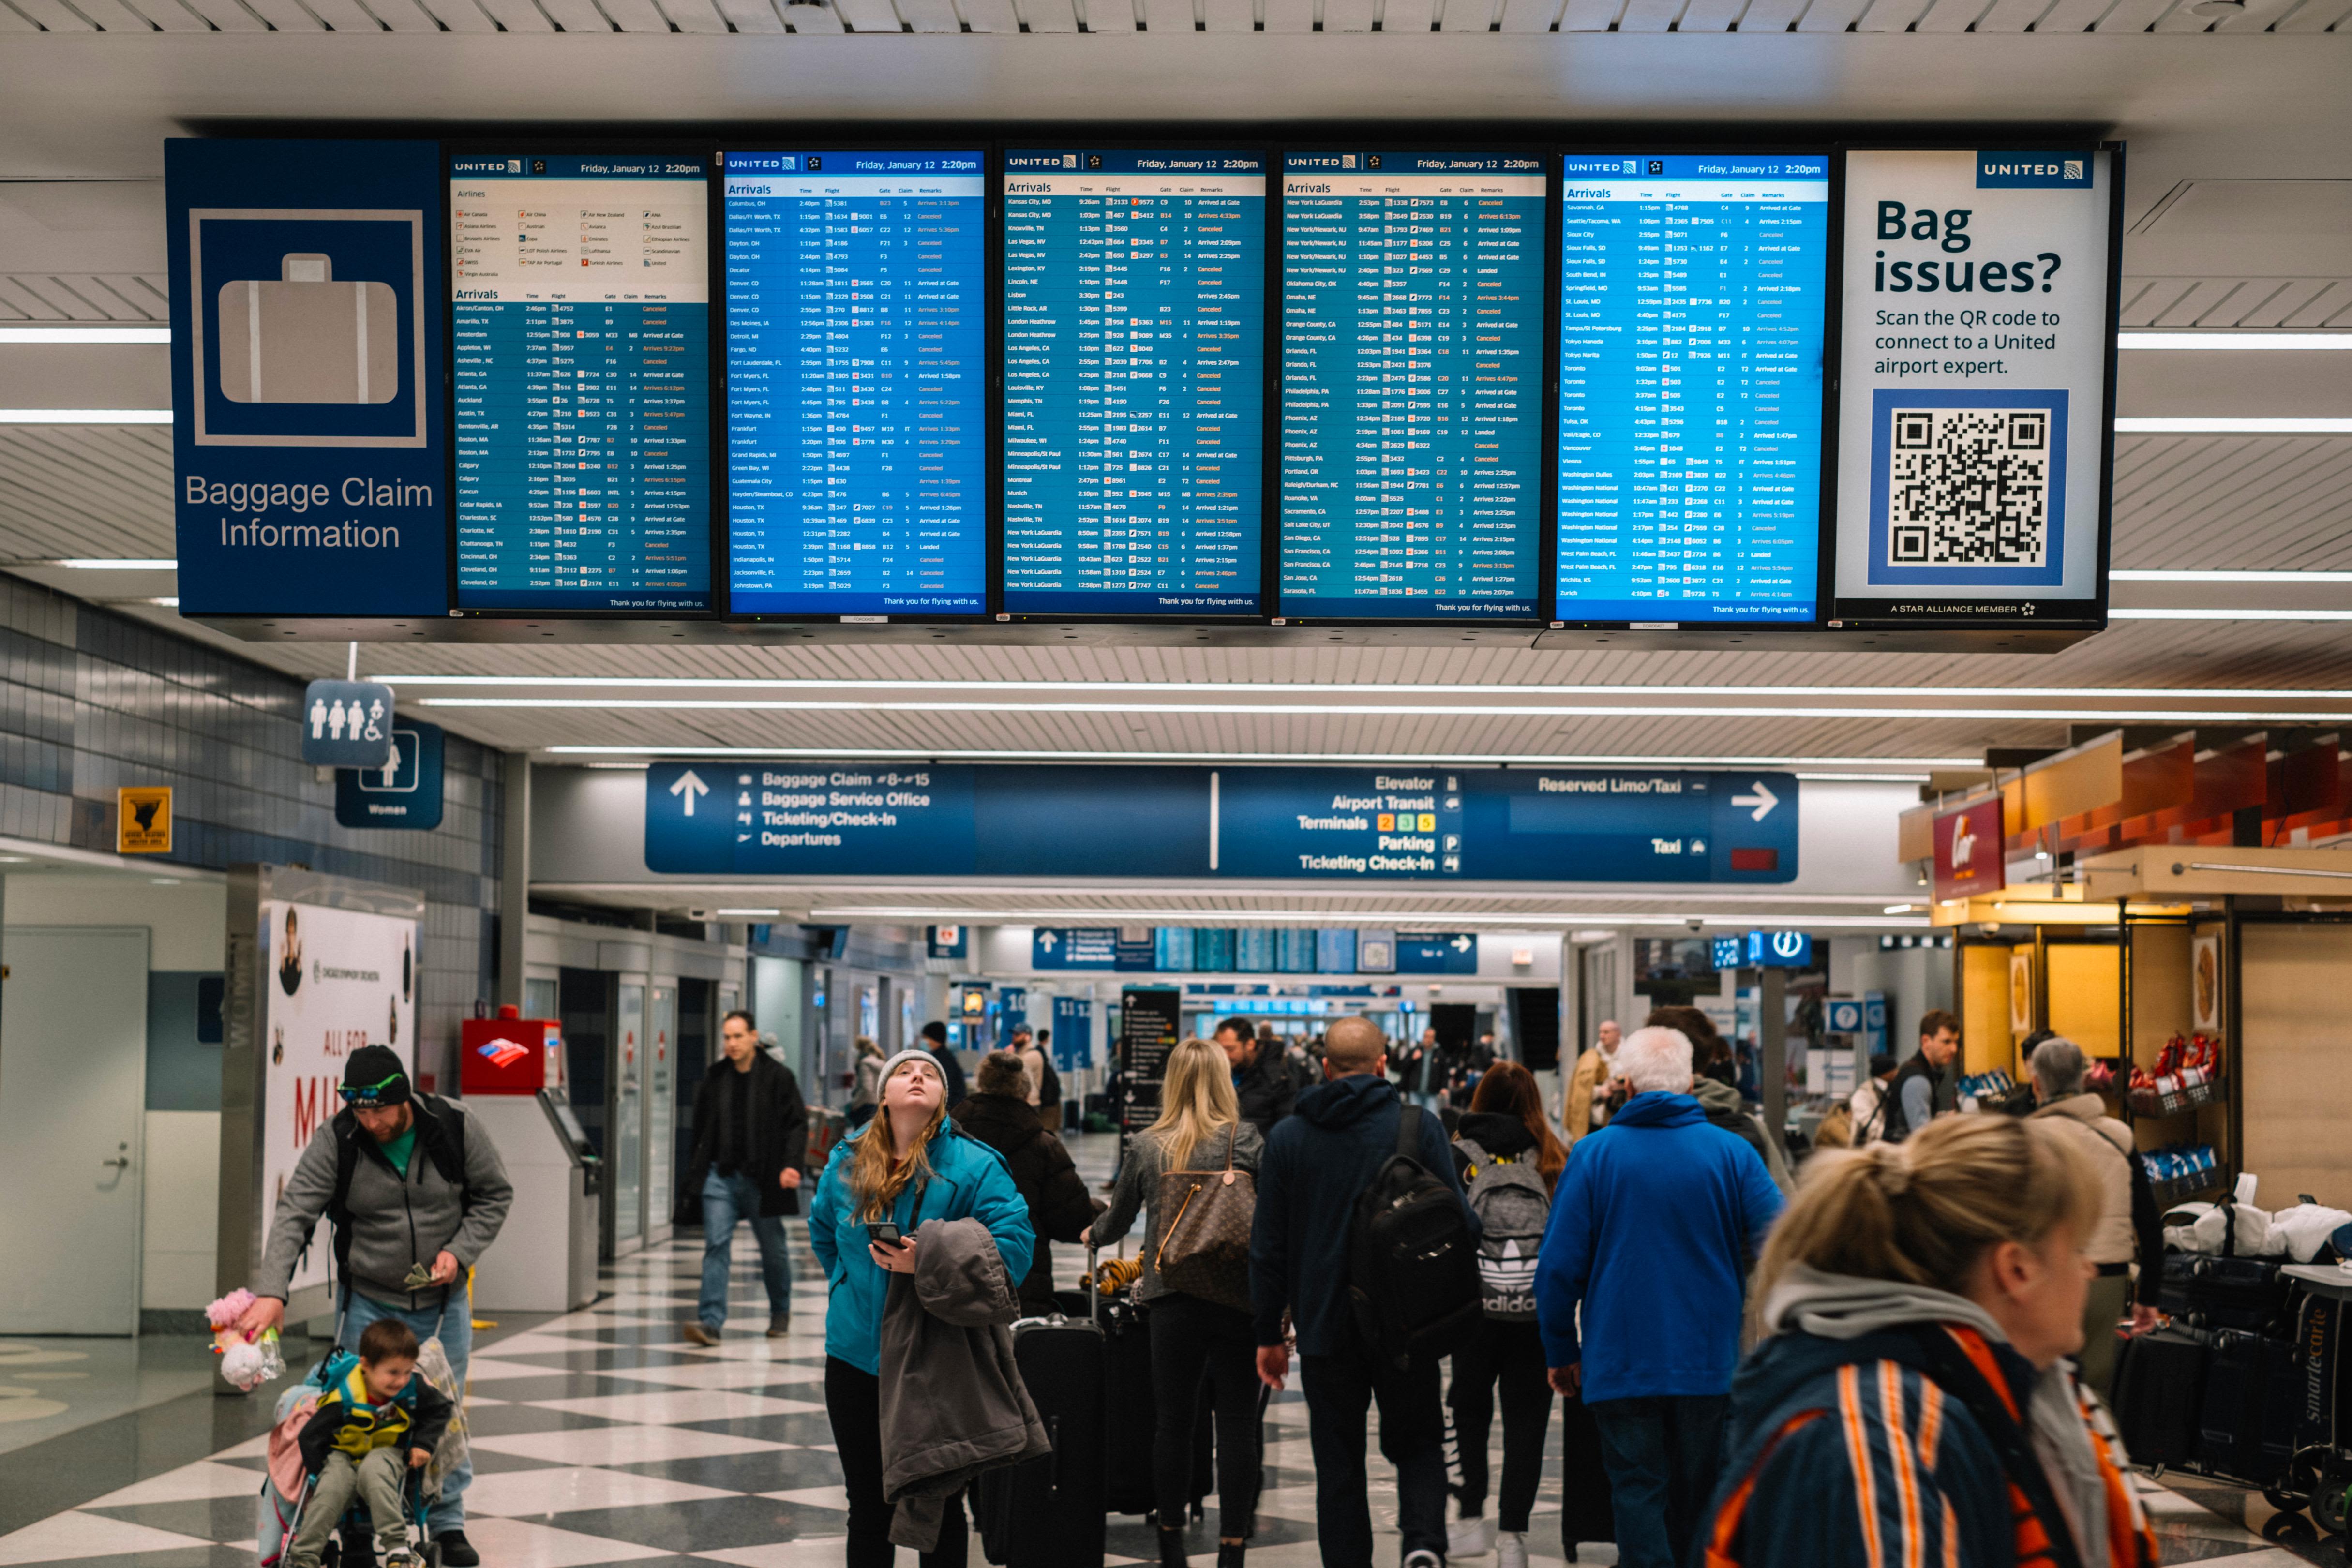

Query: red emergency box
[462,1006,564,1095]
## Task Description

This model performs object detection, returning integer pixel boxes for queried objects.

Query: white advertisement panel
[259,898,419,1297]
[1832,148,2117,624]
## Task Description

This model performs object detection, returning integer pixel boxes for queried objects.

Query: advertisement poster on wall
[1832,147,2120,632]
[259,898,419,1298]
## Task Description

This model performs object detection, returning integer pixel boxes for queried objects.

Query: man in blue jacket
[1534,1024,1783,1568]
[1250,1016,1479,1568]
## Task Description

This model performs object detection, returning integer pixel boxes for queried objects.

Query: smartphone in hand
[866,1223,903,1247]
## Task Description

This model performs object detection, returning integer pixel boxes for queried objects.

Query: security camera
[1686,918,1705,933]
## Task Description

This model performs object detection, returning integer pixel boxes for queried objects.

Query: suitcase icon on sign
[216,254,397,405]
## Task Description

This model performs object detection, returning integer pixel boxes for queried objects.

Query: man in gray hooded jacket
[234,1046,512,1563]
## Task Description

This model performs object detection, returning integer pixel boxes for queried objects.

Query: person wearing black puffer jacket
[948,1051,1102,1314]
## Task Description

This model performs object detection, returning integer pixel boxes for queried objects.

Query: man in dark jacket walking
[950,1051,1102,1314]
[920,1019,970,1108]
[1251,1016,1479,1568]
[1884,1007,1962,1142]
[1214,1013,1298,1136]
[684,1009,808,1344]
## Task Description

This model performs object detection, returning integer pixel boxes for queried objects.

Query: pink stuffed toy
[205,1289,284,1391]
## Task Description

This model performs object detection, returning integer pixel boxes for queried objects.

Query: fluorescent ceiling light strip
[2109,609,2352,623]
[2111,570,2352,583]
[2116,333,2352,351]
[2116,417,2352,434]
[807,906,1929,929]
[393,675,2352,700]
[562,885,1913,906]
[0,326,171,344]
[58,558,176,570]
[443,697,2352,721]
[1796,772,1929,782]
[543,745,1982,767]
[0,408,172,424]
[713,907,784,915]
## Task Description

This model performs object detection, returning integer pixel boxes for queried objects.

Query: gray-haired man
[2028,1034,2163,1394]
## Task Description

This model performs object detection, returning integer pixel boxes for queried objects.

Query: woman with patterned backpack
[1698,1113,2157,1568]
[1445,1062,1573,1568]
[1090,1037,1267,1568]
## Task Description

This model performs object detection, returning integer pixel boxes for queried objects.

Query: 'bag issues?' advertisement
[1832,148,2118,626]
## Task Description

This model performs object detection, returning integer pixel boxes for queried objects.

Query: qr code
[1885,407,2051,568]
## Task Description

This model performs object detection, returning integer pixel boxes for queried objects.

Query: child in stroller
[275,1318,455,1568]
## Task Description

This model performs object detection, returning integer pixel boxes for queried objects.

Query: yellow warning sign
[118,786,173,854]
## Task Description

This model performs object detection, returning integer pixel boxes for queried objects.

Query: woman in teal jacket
[808,1048,1034,1568]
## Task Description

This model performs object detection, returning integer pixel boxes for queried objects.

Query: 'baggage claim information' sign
[167,139,450,618]
[645,763,1798,882]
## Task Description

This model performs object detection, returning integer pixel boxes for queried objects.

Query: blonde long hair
[1754,1113,2101,1311]
[846,1062,949,1223]
[1145,1037,1241,1173]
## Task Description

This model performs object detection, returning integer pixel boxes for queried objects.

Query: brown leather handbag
[1154,1125,1256,1312]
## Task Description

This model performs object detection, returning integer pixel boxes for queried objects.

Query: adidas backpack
[1455,1135,1552,1321]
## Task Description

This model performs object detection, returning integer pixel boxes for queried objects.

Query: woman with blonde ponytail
[1699,1116,2157,1568]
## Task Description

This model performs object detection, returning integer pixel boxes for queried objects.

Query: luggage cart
[2277,1265,2352,1532]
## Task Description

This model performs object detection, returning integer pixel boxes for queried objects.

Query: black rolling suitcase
[2112,1325,2210,1469]
[2195,1327,2302,1484]
[1098,1285,1162,1516]
[977,1300,1109,1567]
[1558,1393,1616,1550]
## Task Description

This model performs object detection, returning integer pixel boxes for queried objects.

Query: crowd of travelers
[224,1001,2162,1568]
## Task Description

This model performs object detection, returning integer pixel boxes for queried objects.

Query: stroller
[270,1452,438,1568]
[258,1343,463,1568]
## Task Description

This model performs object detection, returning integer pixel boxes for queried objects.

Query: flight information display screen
[722,150,987,617]
[1001,149,1267,617]
[449,154,711,612]
[1554,154,1832,624]
[1277,152,1547,622]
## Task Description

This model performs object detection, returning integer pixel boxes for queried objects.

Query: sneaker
[383,1550,422,1568]
[1405,1551,1445,1568]
[768,1314,790,1338]
[684,1321,721,1347]
[436,1530,479,1568]
[1448,1518,1494,1560]
[1496,1533,1527,1568]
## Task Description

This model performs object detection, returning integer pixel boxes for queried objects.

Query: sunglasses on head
[339,1073,405,1104]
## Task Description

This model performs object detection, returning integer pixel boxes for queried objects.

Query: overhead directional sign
[1396,932,1480,975]
[644,763,1799,883]
[1033,927,1120,970]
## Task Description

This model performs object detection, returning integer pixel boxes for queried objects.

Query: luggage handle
[1086,1240,1099,1326]
[281,254,333,284]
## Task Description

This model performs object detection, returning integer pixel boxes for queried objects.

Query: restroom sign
[301,679,396,769]
[118,786,173,854]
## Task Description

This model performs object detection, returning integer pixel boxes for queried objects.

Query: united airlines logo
[477,1039,530,1070]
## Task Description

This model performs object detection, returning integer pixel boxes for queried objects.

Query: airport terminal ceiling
[0,20,2346,843]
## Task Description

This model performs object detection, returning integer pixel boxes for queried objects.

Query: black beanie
[341,1045,411,1108]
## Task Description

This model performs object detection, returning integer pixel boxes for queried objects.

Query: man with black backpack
[235,1045,512,1566]
[1250,1016,1482,1568]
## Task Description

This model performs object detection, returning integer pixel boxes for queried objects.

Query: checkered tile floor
[0,1134,2339,1567]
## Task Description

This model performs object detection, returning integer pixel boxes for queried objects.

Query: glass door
[614,979,645,1247]
[646,984,677,1239]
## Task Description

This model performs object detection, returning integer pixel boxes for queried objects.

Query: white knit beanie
[879,1048,944,1087]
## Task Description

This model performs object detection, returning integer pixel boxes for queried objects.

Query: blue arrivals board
[1001,150,1268,617]
[449,155,713,612]
[166,139,449,617]
[722,150,989,617]
[1277,153,1548,622]
[1554,155,1832,625]
[645,762,1798,881]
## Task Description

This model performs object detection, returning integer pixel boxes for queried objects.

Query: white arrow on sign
[1731,780,1780,822]
[669,769,710,817]
[1039,930,1059,952]
[1450,935,1474,954]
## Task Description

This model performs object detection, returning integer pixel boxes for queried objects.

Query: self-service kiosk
[463,1008,600,1312]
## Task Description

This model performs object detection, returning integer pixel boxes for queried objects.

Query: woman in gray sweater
[1089,1037,1266,1568]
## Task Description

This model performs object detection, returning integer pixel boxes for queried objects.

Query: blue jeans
[700,1169,791,1330]
[338,1288,473,1533]
[1588,1393,1727,1568]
